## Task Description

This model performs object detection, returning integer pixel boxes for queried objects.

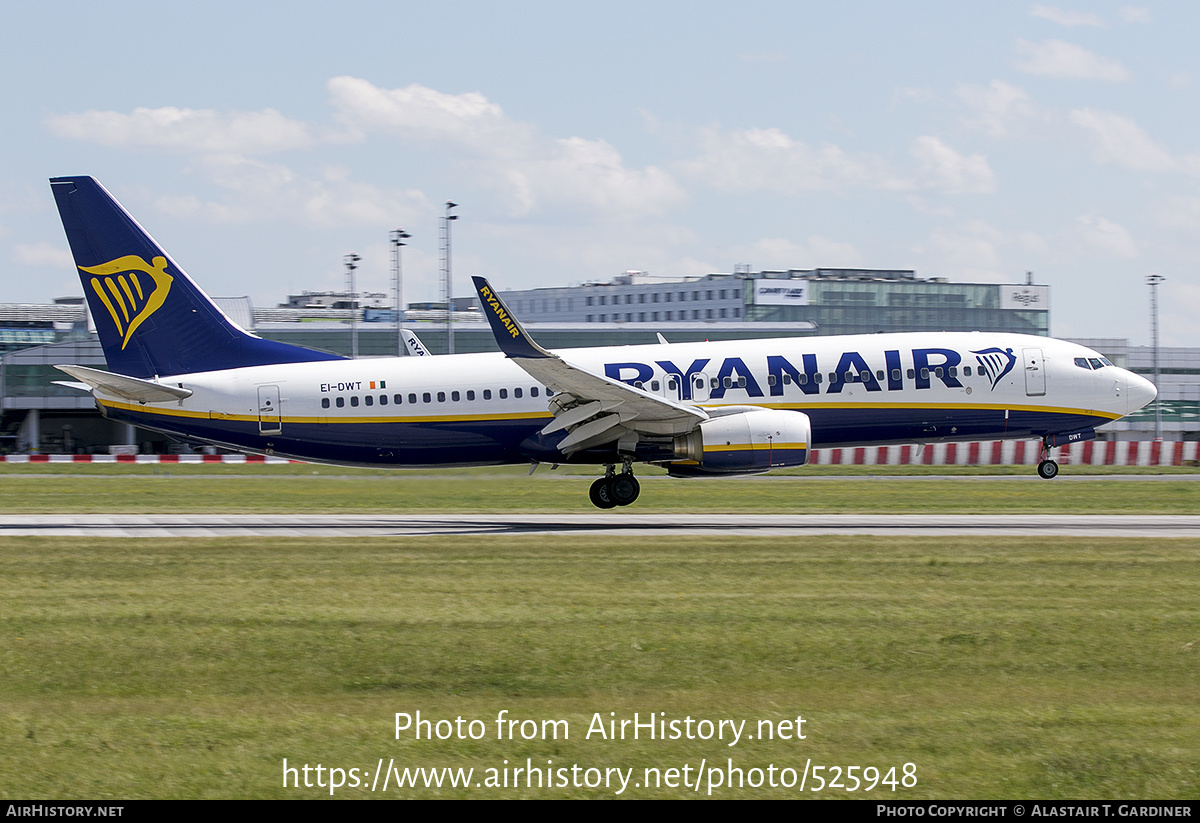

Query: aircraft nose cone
[1126,371,1158,414]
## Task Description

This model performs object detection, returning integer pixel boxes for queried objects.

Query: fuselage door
[1023,348,1046,397]
[258,385,282,434]
[691,372,710,403]
[661,371,682,402]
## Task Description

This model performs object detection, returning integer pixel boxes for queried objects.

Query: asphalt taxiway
[3,513,1199,537]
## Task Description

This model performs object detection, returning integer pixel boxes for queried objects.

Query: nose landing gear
[588,460,641,508]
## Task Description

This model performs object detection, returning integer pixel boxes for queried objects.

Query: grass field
[1,468,1198,798]
[0,463,1198,513]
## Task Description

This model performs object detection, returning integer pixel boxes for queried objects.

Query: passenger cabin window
[408,393,417,404]
[499,388,508,399]
[322,398,330,409]
[483,389,492,400]
[350,396,359,407]
[364,395,373,406]
[336,397,345,408]
[514,388,523,398]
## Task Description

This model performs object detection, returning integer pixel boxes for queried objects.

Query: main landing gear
[1037,437,1059,480]
[589,460,641,509]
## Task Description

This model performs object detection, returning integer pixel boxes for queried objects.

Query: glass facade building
[481,269,1050,338]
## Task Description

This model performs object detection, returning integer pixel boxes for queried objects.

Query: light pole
[1147,273,1165,440]
[441,201,458,354]
[344,253,360,359]
[390,229,410,357]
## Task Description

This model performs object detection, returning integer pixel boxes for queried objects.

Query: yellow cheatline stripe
[100,399,553,425]
[703,442,808,453]
[701,400,1123,421]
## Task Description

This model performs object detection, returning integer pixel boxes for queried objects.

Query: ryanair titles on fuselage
[603,345,1013,401]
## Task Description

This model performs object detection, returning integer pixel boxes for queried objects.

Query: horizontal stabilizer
[52,381,92,393]
[54,364,193,403]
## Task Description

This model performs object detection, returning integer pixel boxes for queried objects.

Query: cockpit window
[1100,357,1113,367]
[1088,358,1104,369]
[1074,357,1091,369]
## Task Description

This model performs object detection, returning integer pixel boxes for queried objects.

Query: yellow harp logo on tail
[79,255,174,350]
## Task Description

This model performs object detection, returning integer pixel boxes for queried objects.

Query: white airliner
[49,176,1157,508]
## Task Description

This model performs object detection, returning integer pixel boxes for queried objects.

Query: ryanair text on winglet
[478,284,521,339]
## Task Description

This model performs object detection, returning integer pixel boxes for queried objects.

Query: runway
[3,513,1200,537]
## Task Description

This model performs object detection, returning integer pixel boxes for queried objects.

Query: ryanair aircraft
[50,176,1157,508]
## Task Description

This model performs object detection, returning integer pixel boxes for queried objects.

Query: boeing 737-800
[49,176,1157,507]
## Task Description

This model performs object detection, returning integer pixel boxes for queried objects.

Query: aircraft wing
[472,276,707,453]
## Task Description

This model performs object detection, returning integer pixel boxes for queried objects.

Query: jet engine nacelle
[668,408,811,476]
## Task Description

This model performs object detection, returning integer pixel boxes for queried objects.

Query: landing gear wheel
[1037,459,1059,480]
[609,474,641,506]
[589,477,618,509]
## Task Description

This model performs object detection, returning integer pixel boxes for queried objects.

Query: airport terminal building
[479,268,1051,337]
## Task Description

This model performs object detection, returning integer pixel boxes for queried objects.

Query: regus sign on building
[1000,285,1048,310]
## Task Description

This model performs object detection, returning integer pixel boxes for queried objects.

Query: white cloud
[911,136,996,193]
[1153,195,1200,231]
[1015,39,1130,81]
[1162,281,1200,347]
[733,236,864,271]
[157,155,429,228]
[918,221,1009,281]
[1118,7,1150,24]
[13,241,74,269]
[680,129,995,196]
[327,77,683,219]
[956,81,1039,138]
[679,126,905,193]
[328,77,515,148]
[1077,215,1137,258]
[1029,5,1106,27]
[1069,109,1189,172]
[45,107,317,154]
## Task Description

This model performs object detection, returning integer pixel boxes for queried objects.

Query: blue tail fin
[50,176,345,378]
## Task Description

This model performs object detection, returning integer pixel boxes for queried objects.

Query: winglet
[471,276,551,359]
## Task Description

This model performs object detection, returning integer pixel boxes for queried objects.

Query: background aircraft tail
[50,176,344,378]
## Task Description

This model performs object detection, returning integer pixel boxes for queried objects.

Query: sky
[3,1,1198,346]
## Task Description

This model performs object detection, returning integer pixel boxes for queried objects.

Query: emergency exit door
[258,385,282,434]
